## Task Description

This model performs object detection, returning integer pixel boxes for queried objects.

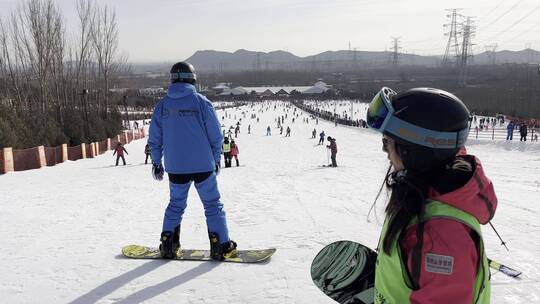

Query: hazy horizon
[1,0,540,63]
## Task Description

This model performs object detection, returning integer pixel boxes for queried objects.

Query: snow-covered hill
[0,102,538,303]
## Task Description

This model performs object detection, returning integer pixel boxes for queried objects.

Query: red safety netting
[0,150,4,173]
[110,137,119,149]
[44,146,63,166]
[5,131,144,173]
[13,147,41,171]
[68,145,82,161]
[84,144,93,158]
[99,140,108,154]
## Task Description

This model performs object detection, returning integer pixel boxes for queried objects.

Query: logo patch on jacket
[425,253,454,275]
[178,109,199,117]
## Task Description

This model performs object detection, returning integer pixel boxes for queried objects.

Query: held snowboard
[311,241,377,304]
[311,241,522,304]
[122,244,276,263]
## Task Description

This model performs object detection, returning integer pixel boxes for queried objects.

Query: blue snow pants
[162,172,230,242]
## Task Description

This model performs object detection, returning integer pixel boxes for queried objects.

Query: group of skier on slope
[144,62,499,303]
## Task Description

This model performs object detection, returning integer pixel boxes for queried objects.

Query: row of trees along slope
[0,0,128,149]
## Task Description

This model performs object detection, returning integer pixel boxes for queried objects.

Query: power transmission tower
[391,37,401,67]
[353,47,358,68]
[255,53,262,84]
[443,8,463,65]
[255,53,261,71]
[484,43,498,65]
[459,16,476,86]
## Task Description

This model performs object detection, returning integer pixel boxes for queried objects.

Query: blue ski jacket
[149,83,223,174]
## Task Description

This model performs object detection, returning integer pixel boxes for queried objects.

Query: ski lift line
[479,0,526,30]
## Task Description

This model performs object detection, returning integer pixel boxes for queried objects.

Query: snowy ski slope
[0,101,539,303]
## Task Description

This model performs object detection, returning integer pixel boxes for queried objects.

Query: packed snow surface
[1,101,539,303]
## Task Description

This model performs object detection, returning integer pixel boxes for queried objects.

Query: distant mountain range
[131,48,540,74]
[184,49,441,72]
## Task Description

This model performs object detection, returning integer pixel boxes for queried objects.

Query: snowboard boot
[209,232,237,261]
[159,225,180,259]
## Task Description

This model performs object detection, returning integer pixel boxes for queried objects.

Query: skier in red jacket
[113,143,128,166]
[230,140,240,167]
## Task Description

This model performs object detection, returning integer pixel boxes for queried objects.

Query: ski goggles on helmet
[366,87,469,149]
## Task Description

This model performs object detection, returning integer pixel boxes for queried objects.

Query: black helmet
[387,88,470,172]
[170,62,196,84]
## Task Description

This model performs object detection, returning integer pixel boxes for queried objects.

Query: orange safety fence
[13,147,41,171]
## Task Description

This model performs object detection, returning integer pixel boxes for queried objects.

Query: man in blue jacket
[148,62,236,260]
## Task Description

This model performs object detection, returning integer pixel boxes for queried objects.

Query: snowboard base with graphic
[311,241,376,304]
[311,241,522,304]
[122,244,276,263]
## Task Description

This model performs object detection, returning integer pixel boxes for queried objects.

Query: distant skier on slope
[285,126,291,137]
[222,137,232,168]
[230,140,240,167]
[266,126,271,136]
[318,131,325,145]
[144,143,151,164]
[113,142,128,166]
[366,87,496,303]
[148,62,236,260]
[326,136,337,167]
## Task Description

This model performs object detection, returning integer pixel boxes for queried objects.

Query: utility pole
[443,8,463,65]
[459,16,475,87]
[391,37,401,67]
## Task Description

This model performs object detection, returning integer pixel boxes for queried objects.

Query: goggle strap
[386,116,468,149]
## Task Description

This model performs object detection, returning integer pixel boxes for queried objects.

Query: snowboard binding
[159,225,180,259]
[209,232,237,260]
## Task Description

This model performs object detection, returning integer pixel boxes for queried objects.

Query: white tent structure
[218,81,332,96]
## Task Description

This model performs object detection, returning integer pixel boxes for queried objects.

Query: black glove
[215,163,221,176]
[152,162,164,181]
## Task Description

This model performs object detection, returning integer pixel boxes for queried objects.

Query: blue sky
[1,0,539,62]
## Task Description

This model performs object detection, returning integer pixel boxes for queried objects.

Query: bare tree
[91,3,122,118]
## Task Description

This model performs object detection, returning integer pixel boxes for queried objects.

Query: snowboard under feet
[122,244,276,263]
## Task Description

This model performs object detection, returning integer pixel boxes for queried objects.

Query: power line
[477,0,506,22]
[485,4,540,42]
[481,0,525,29]
[502,19,540,44]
